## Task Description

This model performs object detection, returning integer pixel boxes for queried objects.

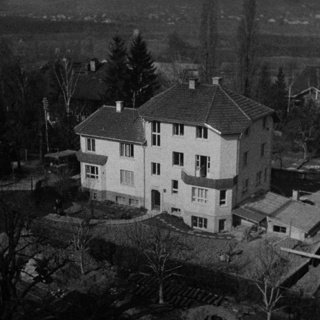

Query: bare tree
[237,0,259,97]
[129,224,184,304]
[254,240,288,320]
[0,197,67,320]
[199,0,219,82]
[54,56,81,116]
[71,219,92,275]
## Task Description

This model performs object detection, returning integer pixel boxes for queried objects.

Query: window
[129,198,139,207]
[120,169,134,186]
[120,143,134,158]
[85,165,98,179]
[243,151,248,167]
[116,196,126,205]
[173,123,184,136]
[171,207,181,214]
[264,168,268,182]
[151,121,160,146]
[219,190,227,206]
[192,216,208,229]
[256,171,262,186]
[192,187,208,203]
[196,126,208,139]
[263,117,267,129]
[244,127,250,136]
[172,180,178,194]
[173,152,184,166]
[242,178,249,194]
[86,138,95,152]
[261,143,266,157]
[195,155,210,177]
[273,225,286,233]
[151,162,160,175]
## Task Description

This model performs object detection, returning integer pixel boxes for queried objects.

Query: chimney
[189,78,197,90]
[212,77,223,86]
[89,59,96,72]
[116,101,124,113]
[292,189,300,201]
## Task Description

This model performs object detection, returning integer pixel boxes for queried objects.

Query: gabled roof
[74,106,145,144]
[291,66,320,96]
[138,82,273,135]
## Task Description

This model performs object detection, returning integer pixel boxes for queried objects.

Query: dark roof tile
[139,83,273,135]
[74,106,145,144]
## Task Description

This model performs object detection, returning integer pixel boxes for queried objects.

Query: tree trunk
[267,311,272,320]
[158,281,164,304]
[303,143,308,160]
[80,250,85,275]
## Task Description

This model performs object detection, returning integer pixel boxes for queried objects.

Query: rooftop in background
[44,149,77,159]
[139,81,273,135]
[291,66,320,97]
[74,106,145,144]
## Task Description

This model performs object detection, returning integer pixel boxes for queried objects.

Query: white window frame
[151,162,160,175]
[120,169,134,186]
[151,121,161,146]
[116,196,126,205]
[86,138,95,152]
[120,143,134,158]
[172,180,178,194]
[129,198,139,207]
[173,123,184,136]
[85,165,98,179]
[196,126,208,139]
[172,152,184,166]
[192,187,208,203]
[273,225,286,233]
[192,216,208,229]
[219,190,227,206]
[171,207,181,214]
[195,155,210,177]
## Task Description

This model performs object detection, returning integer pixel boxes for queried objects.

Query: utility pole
[42,97,50,154]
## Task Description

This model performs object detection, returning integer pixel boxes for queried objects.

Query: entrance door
[195,155,210,177]
[151,190,161,211]
[218,219,226,232]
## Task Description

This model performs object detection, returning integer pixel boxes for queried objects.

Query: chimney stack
[116,101,124,113]
[212,77,223,86]
[292,189,300,201]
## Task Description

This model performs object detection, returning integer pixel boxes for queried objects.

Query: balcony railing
[181,169,237,189]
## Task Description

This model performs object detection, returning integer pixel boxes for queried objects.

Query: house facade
[75,77,274,233]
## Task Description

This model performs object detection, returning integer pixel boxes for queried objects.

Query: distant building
[75,76,274,233]
[290,66,320,107]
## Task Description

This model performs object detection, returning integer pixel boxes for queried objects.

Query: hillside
[3,0,320,36]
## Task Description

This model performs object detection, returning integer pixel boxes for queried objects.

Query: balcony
[181,169,237,190]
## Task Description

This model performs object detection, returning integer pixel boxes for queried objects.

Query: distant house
[75,76,274,233]
[233,192,320,241]
[290,66,320,106]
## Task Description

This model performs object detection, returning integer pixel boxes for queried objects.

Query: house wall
[267,217,306,241]
[79,136,145,206]
[143,121,238,232]
[237,115,273,204]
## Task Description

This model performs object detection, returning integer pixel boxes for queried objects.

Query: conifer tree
[199,0,219,83]
[256,63,272,107]
[272,67,287,119]
[128,31,158,108]
[103,36,130,105]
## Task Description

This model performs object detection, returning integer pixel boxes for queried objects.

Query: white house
[75,77,274,233]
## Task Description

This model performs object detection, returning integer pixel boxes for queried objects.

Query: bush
[88,238,116,264]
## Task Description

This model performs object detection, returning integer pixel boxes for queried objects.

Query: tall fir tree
[255,63,272,107]
[237,0,259,97]
[103,36,130,106]
[128,31,158,108]
[272,67,287,119]
[199,0,219,83]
